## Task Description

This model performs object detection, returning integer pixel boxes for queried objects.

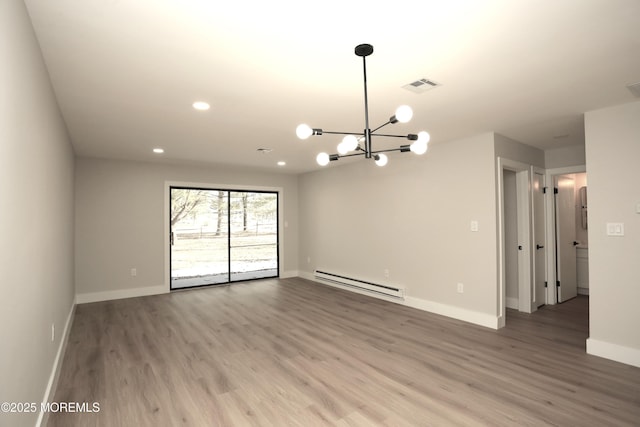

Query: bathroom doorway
[546,168,588,304]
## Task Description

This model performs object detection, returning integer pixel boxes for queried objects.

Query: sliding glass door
[170,187,278,290]
[229,192,278,281]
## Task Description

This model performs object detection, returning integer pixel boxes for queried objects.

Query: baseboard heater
[314,270,404,299]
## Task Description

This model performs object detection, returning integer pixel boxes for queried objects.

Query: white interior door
[533,172,546,307]
[503,170,519,309]
[555,175,577,302]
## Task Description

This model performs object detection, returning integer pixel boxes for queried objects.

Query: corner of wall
[36,302,76,427]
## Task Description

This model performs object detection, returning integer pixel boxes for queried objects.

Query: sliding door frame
[164,181,283,291]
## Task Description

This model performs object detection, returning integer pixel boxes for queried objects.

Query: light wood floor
[47,278,640,426]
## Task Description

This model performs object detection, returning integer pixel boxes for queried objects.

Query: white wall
[75,157,299,301]
[544,144,586,169]
[495,133,545,168]
[0,1,76,426]
[299,133,500,327]
[584,100,640,367]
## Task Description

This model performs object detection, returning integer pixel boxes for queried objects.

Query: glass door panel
[170,188,229,289]
[229,192,279,281]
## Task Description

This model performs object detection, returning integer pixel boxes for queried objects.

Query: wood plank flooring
[47,278,640,426]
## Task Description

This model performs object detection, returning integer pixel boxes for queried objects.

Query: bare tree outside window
[171,189,207,226]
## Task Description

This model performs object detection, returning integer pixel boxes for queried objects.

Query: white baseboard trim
[404,297,499,329]
[299,272,499,330]
[577,287,590,295]
[586,338,640,368]
[76,284,168,304]
[299,271,315,282]
[280,270,299,279]
[37,302,75,427]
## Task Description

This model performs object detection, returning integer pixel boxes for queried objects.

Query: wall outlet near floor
[384,269,390,278]
[457,283,464,293]
[131,268,137,276]
[51,324,55,342]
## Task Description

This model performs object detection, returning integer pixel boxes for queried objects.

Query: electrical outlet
[384,269,390,278]
[51,324,55,342]
[457,283,464,293]
[131,268,137,277]
[307,257,311,264]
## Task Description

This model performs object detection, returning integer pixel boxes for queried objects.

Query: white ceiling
[24,0,640,174]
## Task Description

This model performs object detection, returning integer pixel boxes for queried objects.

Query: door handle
[518,245,523,250]
[573,241,579,246]
[536,244,544,250]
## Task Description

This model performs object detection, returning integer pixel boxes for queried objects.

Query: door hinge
[544,281,548,288]
[554,187,559,194]
[556,280,561,287]
[543,186,548,194]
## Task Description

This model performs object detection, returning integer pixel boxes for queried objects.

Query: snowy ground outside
[170,231,278,289]
[171,260,278,289]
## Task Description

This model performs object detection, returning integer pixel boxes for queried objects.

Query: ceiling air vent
[626,81,640,98]
[403,78,441,94]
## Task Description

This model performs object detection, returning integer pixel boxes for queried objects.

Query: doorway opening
[170,187,279,290]
[546,168,588,304]
[498,158,548,328]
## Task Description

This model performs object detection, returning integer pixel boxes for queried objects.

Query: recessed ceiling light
[192,101,210,111]
[277,161,286,166]
[153,148,164,154]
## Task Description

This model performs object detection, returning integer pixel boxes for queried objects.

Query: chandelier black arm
[370,121,392,134]
[310,130,417,140]
[331,145,412,160]
[371,145,412,154]
[333,151,366,159]
[315,130,365,137]
[370,133,418,140]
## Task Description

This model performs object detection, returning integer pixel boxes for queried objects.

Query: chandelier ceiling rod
[359,44,373,159]
[296,44,430,167]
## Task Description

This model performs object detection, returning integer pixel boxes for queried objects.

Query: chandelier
[296,44,430,167]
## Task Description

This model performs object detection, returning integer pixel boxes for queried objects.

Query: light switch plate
[470,221,479,232]
[606,223,624,236]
